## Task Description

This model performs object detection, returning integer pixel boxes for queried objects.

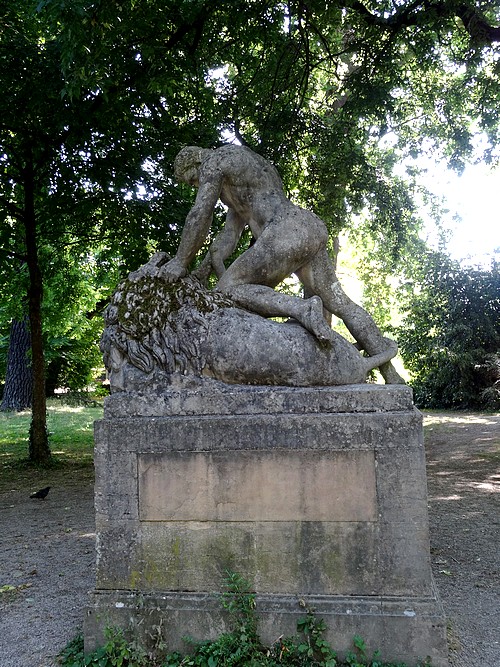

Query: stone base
[85,589,447,665]
[85,384,448,666]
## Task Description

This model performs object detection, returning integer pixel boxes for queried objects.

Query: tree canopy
[40,0,500,268]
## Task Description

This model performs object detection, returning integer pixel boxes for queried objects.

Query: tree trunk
[1,316,33,411]
[23,153,50,464]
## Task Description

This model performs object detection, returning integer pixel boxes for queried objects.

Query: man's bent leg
[218,283,335,344]
[298,252,405,384]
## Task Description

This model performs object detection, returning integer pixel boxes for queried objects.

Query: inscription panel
[138,451,377,522]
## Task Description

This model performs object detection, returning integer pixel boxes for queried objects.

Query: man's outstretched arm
[160,173,222,281]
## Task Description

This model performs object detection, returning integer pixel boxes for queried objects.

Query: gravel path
[424,412,500,667]
[0,478,95,667]
[0,412,498,667]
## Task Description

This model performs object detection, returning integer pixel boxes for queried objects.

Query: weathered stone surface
[86,589,447,666]
[138,450,376,522]
[103,382,415,417]
[85,385,448,666]
[94,408,422,454]
[95,519,382,595]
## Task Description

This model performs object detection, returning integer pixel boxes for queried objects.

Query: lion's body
[101,258,397,392]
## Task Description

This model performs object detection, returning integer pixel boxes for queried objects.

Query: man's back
[199,145,289,225]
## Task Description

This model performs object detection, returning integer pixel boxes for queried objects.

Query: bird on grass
[30,486,51,500]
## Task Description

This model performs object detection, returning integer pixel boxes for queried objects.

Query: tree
[0,260,32,410]
[0,0,216,461]
[1,317,32,411]
[0,0,80,461]
[395,253,500,409]
[49,1,500,261]
[41,246,119,395]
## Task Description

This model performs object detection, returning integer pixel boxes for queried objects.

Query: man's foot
[368,337,405,385]
[303,296,334,344]
[379,361,406,385]
[157,256,188,282]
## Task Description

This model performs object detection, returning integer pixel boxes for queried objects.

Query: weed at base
[59,573,432,667]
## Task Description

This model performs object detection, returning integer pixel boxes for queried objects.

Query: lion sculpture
[101,253,397,391]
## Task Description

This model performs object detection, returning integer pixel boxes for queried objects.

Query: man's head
[174,146,211,186]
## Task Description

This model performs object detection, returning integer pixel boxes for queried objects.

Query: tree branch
[455,4,500,44]
[345,1,500,44]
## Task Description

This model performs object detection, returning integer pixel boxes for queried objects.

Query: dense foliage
[396,253,500,409]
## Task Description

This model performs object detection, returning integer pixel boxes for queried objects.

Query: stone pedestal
[85,384,448,666]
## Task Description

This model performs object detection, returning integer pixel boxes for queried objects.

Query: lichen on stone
[101,272,234,378]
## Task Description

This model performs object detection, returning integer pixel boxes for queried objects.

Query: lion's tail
[362,337,398,372]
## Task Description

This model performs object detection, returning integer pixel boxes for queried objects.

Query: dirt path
[424,412,500,666]
[0,471,95,667]
[0,412,499,667]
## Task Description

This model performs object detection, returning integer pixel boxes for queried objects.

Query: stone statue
[101,253,398,391]
[160,145,403,384]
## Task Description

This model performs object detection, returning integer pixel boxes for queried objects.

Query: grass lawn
[0,398,103,493]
